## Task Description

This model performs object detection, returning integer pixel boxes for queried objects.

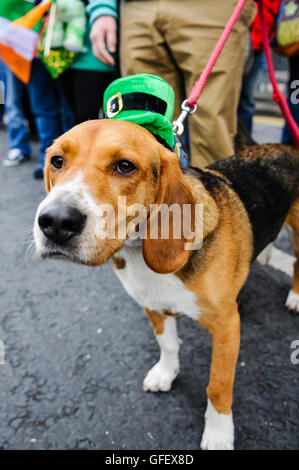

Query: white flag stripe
[0,17,10,31]
[0,24,38,61]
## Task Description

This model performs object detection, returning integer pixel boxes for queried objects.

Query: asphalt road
[0,122,298,450]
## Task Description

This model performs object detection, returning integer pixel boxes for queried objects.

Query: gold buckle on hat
[106,92,123,118]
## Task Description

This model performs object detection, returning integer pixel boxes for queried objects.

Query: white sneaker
[3,148,29,167]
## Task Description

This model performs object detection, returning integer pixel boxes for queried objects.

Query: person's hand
[90,15,117,66]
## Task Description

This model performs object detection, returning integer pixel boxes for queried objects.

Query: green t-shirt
[71,23,115,72]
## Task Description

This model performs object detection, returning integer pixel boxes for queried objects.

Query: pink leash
[173,0,249,135]
[173,0,299,149]
[186,0,248,109]
[257,0,299,148]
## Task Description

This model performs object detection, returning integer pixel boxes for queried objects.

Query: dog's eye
[51,156,64,169]
[116,160,136,175]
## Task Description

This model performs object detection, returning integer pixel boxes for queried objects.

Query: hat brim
[110,110,175,149]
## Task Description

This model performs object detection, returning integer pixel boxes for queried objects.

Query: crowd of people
[0,0,298,179]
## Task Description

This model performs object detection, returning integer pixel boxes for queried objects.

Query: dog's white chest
[114,245,201,320]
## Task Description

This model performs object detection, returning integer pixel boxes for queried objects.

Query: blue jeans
[238,50,263,133]
[282,57,299,145]
[0,59,4,124]
[4,59,63,164]
[4,62,31,156]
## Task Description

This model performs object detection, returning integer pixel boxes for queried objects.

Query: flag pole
[44,2,56,56]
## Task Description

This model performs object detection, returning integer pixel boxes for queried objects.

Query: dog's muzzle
[38,204,86,246]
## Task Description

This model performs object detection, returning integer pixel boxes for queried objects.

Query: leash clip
[172,99,197,136]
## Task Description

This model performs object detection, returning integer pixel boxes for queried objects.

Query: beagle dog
[34,119,299,450]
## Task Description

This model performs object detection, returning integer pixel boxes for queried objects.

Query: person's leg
[0,59,4,125]
[120,0,184,122]
[282,57,299,144]
[73,70,117,123]
[163,0,256,168]
[27,59,62,177]
[238,50,263,133]
[57,68,75,114]
[2,63,31,162]
[23,88,38,139]
[56,69,76,132]
[58,88,76,134]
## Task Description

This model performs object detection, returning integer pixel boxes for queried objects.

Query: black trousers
[58,69,118,124]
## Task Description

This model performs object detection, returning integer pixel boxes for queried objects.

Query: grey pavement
[252,118,282,144]
[0,123,298,450]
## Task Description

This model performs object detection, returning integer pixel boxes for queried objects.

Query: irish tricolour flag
[0,0,52,83]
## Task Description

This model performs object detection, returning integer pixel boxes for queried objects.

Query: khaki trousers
[120,0,256,167]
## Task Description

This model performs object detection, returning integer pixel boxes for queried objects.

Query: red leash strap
[257,0,299,148]
[175,0,299,148]
[173,0,249,135]
[186,0,248,109]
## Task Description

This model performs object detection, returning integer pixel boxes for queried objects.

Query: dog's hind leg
[143,309,180,392]
[285,200,299,313]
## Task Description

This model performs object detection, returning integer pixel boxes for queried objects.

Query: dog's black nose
[38,205,86,245]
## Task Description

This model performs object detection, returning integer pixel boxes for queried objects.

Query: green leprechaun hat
[103,74,175,149]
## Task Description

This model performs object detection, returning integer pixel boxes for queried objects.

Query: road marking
[268,246,295,278]
[253,116,284,128]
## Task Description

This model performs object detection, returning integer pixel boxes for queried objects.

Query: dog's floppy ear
[142,147,196,274]
[43,147,52,192]
[44,161,50,192]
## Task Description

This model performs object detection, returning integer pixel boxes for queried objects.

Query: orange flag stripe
[0,44,31,83]
[0,1,52,83]
[13,1,52,29]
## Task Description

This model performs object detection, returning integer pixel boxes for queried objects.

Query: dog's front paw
[200,399,234,450]
[286,290,299,313]
[143,361,179,392]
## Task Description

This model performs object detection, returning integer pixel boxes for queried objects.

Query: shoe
[3,148,30,167]
[33,163,44,180]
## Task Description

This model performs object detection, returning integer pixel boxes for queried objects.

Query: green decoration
[38,46,79,78]
[103,74,175,149]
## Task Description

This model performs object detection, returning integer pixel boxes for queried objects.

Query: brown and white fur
[34,120,299,450]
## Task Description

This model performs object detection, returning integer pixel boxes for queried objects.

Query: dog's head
[34,120,196,273]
